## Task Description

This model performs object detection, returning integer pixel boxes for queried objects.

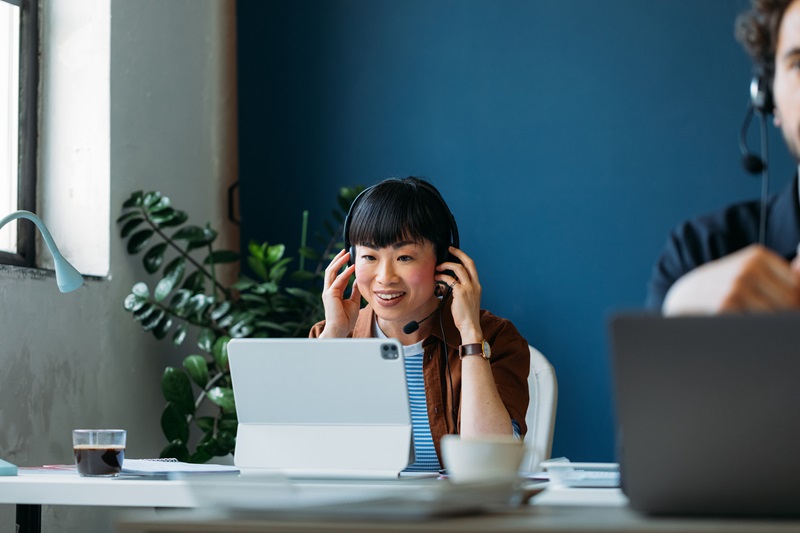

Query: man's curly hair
[735,0,795,77]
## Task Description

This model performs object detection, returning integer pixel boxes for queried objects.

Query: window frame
[0,0,37,267]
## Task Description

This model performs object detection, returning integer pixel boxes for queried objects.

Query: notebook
[609,312,800,516]
[227,338,414,479]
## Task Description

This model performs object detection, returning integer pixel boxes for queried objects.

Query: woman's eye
[362,255,376,261]
[398,255,413,262]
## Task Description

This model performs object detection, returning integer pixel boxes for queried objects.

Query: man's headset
[342,180,460,267]
[739,72,773,245]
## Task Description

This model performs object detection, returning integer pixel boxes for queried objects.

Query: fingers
[727,246,800,310]
[348,278,362,303]
[437,246,479,286]
[674,245,800,314]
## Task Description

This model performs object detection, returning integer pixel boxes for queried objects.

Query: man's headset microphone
[739,72,773,245]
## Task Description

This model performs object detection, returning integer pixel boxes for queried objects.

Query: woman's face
[354,238,440,328]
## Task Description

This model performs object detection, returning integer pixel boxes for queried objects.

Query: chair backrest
[521,345,557,472]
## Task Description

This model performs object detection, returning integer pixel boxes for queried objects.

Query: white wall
[0,0,237,530]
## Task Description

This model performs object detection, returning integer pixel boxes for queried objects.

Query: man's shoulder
[674,198,761,241]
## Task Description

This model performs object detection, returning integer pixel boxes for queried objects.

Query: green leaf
[142,242,168,274]
[116,211,142,224]
[219,418,238,432]
[172,225,206,242]
[150,195,171,211]
[188,447,214,464]
[122,191,144,208]
[291,270,317,282]
[161,367,195,415]
[132,282,150,298]
[265,244,285,265]
[203,250,239,265]
[168,289,192,316]
[195,416,215,433]
[127,229,154,254]
[156,210,188,229]
[161,403,189,443]
[217,429,236,451]
[210,301,231,321]
[154,277,176,302]
[230,321,254,337]
[141,309,166,331]
[143,191,162,208]
[152,316,173,339]
[133,303,157,323]
[207,387,236,412]
[248,241,266,260]
[212,336,231,370]
[197,328,215,352]
[182,270,206,292]
[183,355,209,387]
[160,441,190,462]
[247,256,268,280]
[120,217,145,238]
[123,293,147,312]
[172,323,187,345]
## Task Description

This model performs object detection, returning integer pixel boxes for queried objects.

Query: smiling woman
[310,177,530,474]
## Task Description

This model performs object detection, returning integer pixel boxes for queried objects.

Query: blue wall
[237,0,795,461]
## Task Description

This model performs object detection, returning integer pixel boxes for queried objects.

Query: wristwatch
[459,339,491,360]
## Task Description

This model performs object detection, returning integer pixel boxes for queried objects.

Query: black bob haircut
[347,177,458,264]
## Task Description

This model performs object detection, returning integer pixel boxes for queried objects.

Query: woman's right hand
[319,249,362,338]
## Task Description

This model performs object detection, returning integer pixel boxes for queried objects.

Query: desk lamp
[0,210,84,475]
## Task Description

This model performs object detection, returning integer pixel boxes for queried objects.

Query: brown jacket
[309,299,530,463]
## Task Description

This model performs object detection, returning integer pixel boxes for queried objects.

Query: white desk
[117,487,800,533]
[0,471,441,533]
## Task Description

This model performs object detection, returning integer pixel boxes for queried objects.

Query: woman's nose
[376,260,397,283]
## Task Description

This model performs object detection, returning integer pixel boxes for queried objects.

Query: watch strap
[459,342,484,360]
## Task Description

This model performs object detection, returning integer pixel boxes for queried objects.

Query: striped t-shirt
[374,325,440,472]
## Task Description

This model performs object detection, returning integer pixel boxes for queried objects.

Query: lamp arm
[0,210,64,258]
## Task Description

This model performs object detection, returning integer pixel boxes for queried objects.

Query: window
[0,0,37,266]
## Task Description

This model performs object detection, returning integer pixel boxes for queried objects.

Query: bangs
[348,179,450,254]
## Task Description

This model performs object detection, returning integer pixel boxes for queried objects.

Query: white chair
[521,345,558,472]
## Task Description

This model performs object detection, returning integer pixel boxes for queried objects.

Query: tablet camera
[380,343,399,360]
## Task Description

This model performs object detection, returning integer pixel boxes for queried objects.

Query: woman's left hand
[436,246,483,343]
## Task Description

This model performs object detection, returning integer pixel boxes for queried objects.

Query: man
[647,0,800,315]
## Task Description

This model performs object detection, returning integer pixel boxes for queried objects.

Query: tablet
[228,338,413,479]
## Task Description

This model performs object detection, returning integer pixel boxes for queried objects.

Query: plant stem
[299,210,308,272]
[140,207,229,297]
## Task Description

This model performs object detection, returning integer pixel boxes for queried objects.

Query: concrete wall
[0,0,237,530]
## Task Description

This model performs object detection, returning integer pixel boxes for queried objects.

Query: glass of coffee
[73,429,126,477]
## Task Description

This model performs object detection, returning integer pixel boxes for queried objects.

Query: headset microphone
[402,285,454,335]
[738,74,772,245]
[402,310,435,335]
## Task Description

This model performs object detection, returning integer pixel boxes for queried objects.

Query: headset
[342,179,460,267]
[739,73,773,245]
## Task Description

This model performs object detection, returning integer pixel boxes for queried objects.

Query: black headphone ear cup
[348,245,357,267]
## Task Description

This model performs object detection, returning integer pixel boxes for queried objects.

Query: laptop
[227,338,414,479]
[609,312,800,517]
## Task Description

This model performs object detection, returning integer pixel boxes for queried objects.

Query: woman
[309,177,529,472]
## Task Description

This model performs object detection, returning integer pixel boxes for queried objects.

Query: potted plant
[116,186,361,462]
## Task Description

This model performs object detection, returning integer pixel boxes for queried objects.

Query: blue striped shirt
[400,340,441,472]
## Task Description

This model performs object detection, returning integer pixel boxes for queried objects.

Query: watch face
[482,340,491,359]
